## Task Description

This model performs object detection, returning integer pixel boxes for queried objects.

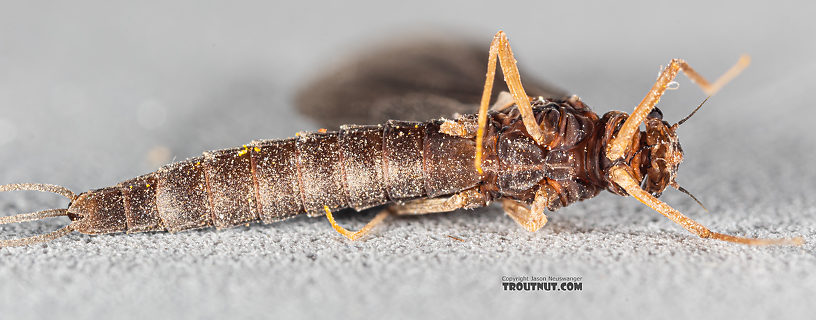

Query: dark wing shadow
[296,33,568,128]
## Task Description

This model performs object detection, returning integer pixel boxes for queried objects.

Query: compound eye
[647,108,663,120]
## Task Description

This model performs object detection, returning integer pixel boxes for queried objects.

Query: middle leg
[503,185,554,232]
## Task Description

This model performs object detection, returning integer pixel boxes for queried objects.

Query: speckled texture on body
[1,1,815,320]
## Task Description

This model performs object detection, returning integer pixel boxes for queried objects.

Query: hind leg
[324,205,391,241]
[324,189,486,240]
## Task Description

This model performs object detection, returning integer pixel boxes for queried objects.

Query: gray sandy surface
[1,1,815,319]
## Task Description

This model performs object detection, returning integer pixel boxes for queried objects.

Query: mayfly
[0,31,803,247]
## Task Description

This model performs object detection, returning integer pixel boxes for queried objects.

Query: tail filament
[0,183,76,248]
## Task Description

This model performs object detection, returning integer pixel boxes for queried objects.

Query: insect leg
[475,31,546,174]
[606,56,751,161]
[439,91,513,139]
[502,186,551,232]
[440,118,478,138]
[323,189,486,240]
[390,189,486,215]
[324,205,391,241]
[609,165,803,246]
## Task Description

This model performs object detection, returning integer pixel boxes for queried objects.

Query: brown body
[69,117,482,234]
[67,97,640,235]
[2,31,800,247]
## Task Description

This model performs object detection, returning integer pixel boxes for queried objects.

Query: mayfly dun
[0,31,803,247]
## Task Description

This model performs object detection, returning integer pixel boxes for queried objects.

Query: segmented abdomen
[68,119,481,234]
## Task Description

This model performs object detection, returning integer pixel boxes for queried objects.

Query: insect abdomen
[68,119,481,235]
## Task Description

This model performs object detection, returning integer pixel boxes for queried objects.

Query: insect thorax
[479,98,600,209]
[479,97,683,210]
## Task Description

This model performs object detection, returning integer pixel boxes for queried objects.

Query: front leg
[606,56,750,161]
[609,165,802,245]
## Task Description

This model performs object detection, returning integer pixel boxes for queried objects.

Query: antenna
[674,96,710,128]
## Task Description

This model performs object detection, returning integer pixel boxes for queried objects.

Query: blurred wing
[295,35,568,128]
